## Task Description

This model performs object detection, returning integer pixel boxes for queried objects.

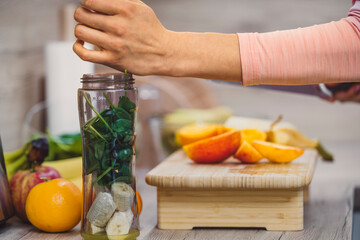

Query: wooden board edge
[146,150,318,189]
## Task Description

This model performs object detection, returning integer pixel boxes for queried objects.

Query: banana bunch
[86,182,135,237]
[4,133,82,179]
[268,128,334,161]
[4,138,50,178]
[4,144,30,178]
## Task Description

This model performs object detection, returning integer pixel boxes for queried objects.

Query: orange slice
[252,140,304,163]
[234,140,263,163]
[176,124,223,146]
[240,129,267,144]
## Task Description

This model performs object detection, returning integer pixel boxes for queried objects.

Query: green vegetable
[82,91,136,186]
[45,132,82,161]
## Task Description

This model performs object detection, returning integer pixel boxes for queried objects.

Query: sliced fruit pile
[161,107,233,154]
[176,117,333,164]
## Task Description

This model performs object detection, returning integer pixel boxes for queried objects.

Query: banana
[269,128,333,161]
[111,182,135,211]
[3,144,27,164]
[70,176,82,190]
[269,128,318,148]
[94,184,111,194]
[88,223,105,234]
[125,208,134,224]
[6,155,28,179]
[105,211,131,237]
[225,116,295,131]
[43,157,82,179]
[87,192,116,227]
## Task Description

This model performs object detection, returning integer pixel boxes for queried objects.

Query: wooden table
[1,141,359,240]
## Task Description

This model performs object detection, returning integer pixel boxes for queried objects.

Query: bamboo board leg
[303,186,309,203]
[157,188,304,231]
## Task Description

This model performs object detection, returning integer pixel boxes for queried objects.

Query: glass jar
[78,73,139,240]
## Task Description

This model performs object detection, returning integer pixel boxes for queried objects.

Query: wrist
[146,29,177,76]
[157,31,242,81]
[154,30,186,77]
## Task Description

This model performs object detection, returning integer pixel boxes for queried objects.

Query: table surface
[1,140,359,240]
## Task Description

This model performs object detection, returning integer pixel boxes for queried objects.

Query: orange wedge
[234,140,263,163]
[176,124,224,146]
[240,129,267,144]
[252,140,304,163]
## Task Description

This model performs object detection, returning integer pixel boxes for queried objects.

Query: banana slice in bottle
[111,182,135,211]
[125,208,134,224]
[88,223,105,234]
[106,211,131,238]
[87,192,116,227]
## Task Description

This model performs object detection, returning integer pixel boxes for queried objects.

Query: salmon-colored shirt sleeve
[238,0,360,86]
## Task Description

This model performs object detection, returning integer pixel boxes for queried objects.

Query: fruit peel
[183,130,240,163]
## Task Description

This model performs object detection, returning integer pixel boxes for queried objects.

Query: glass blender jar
[78,73,139,240]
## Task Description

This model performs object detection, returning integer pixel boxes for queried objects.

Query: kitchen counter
[1,140,359,240]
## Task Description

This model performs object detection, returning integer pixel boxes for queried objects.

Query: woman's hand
[325,83,360,103]
[73,0,242,81]
[73,0,172,75]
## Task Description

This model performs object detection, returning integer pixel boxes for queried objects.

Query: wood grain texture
[0,155,358,240]
[0,218,81,240]
[146,150,317,189]
[157,188,304,231]
[146,150,317,231]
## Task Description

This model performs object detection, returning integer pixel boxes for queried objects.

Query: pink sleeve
[238,1,360,86]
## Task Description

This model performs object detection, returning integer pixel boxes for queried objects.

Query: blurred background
[0,0,359,168]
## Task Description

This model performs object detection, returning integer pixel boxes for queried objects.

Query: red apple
[9,166,61,222]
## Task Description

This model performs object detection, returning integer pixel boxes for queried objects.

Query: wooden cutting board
[145,150,318,231]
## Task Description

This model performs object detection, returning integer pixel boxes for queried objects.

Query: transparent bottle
[78,73,139,240]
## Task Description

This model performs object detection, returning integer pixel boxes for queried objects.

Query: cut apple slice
[252,140,304,163]
[183,130,240,163]
[234,140,263,163]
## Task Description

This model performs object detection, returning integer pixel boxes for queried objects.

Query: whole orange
[25,178,81,232]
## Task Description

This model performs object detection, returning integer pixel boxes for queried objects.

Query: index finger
[81,0,121,15]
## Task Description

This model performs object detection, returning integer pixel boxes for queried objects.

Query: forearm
[163,32,242,81]
[73,0,360,86]
[238,18,360,86]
